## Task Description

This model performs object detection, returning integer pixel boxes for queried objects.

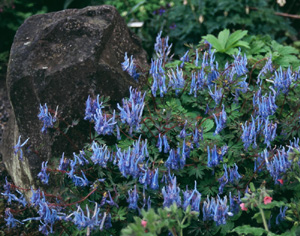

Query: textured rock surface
[1,5,148,193]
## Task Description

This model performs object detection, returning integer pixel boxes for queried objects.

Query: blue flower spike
[121,52,139,81]
[14,135,29,161]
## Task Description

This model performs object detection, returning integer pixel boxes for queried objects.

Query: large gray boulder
[1,5,148,193]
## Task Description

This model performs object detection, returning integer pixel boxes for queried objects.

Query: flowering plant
[2,30,300,236]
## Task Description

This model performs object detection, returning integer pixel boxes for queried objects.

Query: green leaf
[188,164,205,179]
[232,225,266,236]
[227,30,248,48]
[201,119,214,133]
[202,35,223,51]
[232,40,250,49]
[218,29,230,50]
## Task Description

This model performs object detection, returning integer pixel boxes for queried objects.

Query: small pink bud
[240,203,248,211]
[264,196,272,205]
[141,220,147,228]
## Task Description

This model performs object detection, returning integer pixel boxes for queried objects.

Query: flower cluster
[84,95,103,121]
[1,177,27,207]
[90,141,111,167]
[66,203,110,231]
[72,170,89,187]
[115,136,149,178]
[218,163,241,194]
[94,109,117,136]
[24,193,66,235]
[117,87,146,134]
[253,88,277,118]
[38,103,58,133]
[189,69,205,97]
[162,176,181,208]
[265,146,291,184]
[127,185,139,210]
[207,145,228,168]
[208,85,223,105]
[241,115,263,150]
[157,133,170,153]
[273,66,294,95]
[121,52,139,81]
[150,58,167,97]
[167,66,185,95]
[165,141,191,170]
[5,208,23,228]
[232,49,248,76]
[202,195,232,226]
[154,31,172,62]
[208,50,220,84]
[182,181,201,212]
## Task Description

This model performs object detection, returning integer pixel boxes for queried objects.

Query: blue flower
[229,191,241,215]
[72,171,89,187]
[66,203,108,231]
[84,95,103,121]
[127,185,139,210]
[117,88,146,134]
[58,153,69,171]
[13,135,29,161]
[150,168,159,190]
[182,181,201,212]
[241,115,262,150]
[208,85,223,105]
[273,66,294,95]
[116,136,149,180]
[121,52,139,81]
[233,49,248,76]
[253,88,277,118]
[163,135,170,153]
[202,195,232,226]
[90,141,111,167]
[94,109,117,136]
[192,123,202,148]
[263,116,277,147]
[218,164,228,194]
[207,145,227,168]
[38,104,58,133]
[168,66,185,95]
[265,146,291,183]
[154,31,172,62]
[179,120,188,139]
[213,104,227,136]
[189,69,205,97]
[194,49,199,67]
[276,206,288,225]
[229,163,242,183]
[5,208,23,228]
[162,176,181,208]
[68,157,77,179]
[257,56,273,84]
[180,50,189,67]
[37,161,50,184]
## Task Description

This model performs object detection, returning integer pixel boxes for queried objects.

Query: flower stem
[259,208,269,232]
